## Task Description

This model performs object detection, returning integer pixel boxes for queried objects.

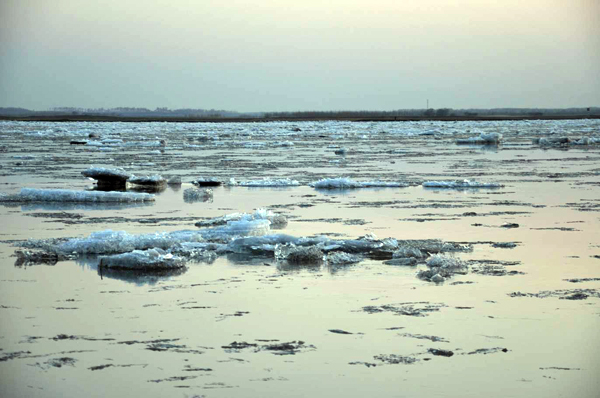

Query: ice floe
[128,175,167,187]
[311,178,409,189]
[227,178,300,187]
[195,208,287,229]
[82,167,131,188]
[0,188,154,203]
[192,177,222,187]
[417,254,469,283]
[183,188,213,202]
[422,180,503,189]
[456,132,502,145]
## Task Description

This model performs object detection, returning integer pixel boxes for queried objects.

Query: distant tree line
[0,106,598,118]
[264,107,600,119]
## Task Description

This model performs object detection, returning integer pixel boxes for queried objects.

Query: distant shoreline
[1,114,599,123]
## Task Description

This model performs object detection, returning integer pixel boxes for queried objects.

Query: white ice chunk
[195,208,287,229]
[183,188,213,202]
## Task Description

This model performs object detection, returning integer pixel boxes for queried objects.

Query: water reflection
[76,256,187,285]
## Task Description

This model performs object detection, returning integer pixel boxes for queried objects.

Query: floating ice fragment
[129,175,166,187]
[275,243,324,264]
[456,132,502,145]
[326,252,362,265]
[195,208,287,229]
[311,178,409,189]
[183,188,213,202]
[417,254,468,282]
[0,188,154,203]
[99,249,186,270]
[192,177,222,187]
[82,166,131,188]
[227,178,300,187]
[422,180,503,189]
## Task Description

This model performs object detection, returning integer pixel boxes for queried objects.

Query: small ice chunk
[167,176,182,185]
[192,177,222,187]
[195,208,287,229]
[82,167,131,182]
[418,254,468,282]
[275,243,324,264]
[129,175,166,187]
[326,252,362,265]
[183,188,213,202]
[456,132,502,145]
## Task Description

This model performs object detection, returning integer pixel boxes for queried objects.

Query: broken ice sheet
[0,188,155,203]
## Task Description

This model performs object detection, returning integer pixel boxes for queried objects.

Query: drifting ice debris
[82,167,131,189]
[99,249,186,270]
[192,177,222,187]
[0,188,154,203]
[456,132,502,145]
[227,178,300,187]
[417,254,469,282]
[492,242,517,248]
[275,243,324,264]
[183,188,213,203]
[326,252,362,265]
[533,136,600,147]
[128,175,167,187]
[14,250,73,266]
[195,208,288,229]
[167,176,181,185]
[422,180,503,189]
[311,178,409,189]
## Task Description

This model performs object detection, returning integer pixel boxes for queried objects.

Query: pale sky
[1,0,598,111]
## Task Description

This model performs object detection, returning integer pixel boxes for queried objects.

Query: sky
[0,0,599,112]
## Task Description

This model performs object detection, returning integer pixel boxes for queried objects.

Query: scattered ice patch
[423,180,503,189]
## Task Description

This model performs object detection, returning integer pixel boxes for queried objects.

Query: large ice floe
[227,178,300,187]
[311,178,409,189]
[456,132,502,145]
[196,208,288,229]
[422,180,503,189]
[0,188,155,203]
